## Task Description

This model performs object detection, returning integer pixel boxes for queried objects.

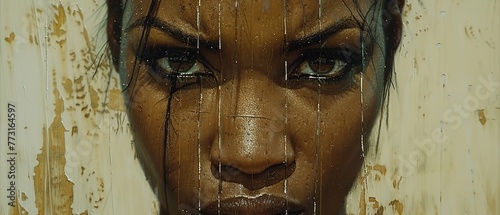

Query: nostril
[211,162,296,191]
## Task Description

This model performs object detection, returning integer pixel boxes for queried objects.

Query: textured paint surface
[0,0,499,215]
[33,85,74,215]
[0,1,155,214]
[346,1,500,214]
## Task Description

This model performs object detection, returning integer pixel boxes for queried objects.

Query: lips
[201,194,305,215]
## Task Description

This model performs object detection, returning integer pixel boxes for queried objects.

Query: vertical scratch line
[282,0,289,214]
[43,5,53,213]
[217,1,222,214]
[313,1,322,214]
[196,0,202,213]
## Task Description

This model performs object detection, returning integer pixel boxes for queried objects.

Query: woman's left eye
[289,48,362,83]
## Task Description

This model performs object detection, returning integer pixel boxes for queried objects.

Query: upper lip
[201,194,305,215]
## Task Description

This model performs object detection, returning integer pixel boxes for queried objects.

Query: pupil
[309,58,335,75]
[169,55,195,73]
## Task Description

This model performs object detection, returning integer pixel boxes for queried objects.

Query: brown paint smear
[4,32,15,42]
[368,164,387,181]
[358,172,367,215]
[32,5,75,213]
[368,197,385,215]
[353,165,404,215]
[389,199,404,215]
[108,89,126,111]
[478,109,487,125]
[34,85,74,214]
[52,4,66,37]
[8,194,29,215]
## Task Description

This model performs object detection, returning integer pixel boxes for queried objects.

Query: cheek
[286,65,384,203]
[127,78,170,187]
[288,89,366,176]
[161,89,213,187]
[128,80,218,192]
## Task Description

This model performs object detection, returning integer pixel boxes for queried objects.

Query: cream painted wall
[0,0,498,214]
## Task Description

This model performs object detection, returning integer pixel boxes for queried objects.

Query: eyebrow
[287,18,361,51]
[126,17,219,49]
[127,17,360,51]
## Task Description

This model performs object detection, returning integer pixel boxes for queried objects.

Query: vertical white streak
[217,87,222,215]
[197,86,203,213]
[313,1,322,214]
[196,0,201,50]
[282,1,289,214]
[359,9,368,213]
[196,1,202,213]
[360,73,365,156]
[314,83,320,215]
[218,0,222,50]
[43,7,53,214]
[217,1,222,214]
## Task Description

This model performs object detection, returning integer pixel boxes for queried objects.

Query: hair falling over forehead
[106,0,403,214]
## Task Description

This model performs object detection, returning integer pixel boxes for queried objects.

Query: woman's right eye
[139,48,214,86]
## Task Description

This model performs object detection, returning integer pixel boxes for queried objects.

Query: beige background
[0,0,498,214]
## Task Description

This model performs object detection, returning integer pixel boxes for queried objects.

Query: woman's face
[113,0,396,214]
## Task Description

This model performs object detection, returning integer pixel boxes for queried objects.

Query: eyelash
[138,47,363,90]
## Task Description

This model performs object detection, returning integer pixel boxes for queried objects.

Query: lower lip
[200,194,305,215]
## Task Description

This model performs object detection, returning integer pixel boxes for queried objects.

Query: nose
[209,70,296,190]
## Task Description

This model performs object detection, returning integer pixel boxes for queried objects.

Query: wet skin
[108,0,402,214]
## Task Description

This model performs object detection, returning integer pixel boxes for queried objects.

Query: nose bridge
[217,0,285,73]
[211,70,293,174]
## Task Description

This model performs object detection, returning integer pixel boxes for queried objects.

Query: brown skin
[108,0,403,214]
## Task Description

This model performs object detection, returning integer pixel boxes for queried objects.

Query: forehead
[126,0,376,41]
